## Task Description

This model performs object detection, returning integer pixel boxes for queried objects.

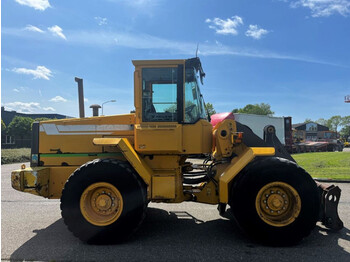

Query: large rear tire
[229,157,319,246]
[60,159,147,244]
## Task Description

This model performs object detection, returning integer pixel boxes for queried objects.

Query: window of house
[306,123,317,132]
[5,135,15,144]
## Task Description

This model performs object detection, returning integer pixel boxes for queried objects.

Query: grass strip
[1,148,31,165]
[292,151,350,180]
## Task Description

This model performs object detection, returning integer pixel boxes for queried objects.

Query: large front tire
[60,159,147,244]
[229,157,319,246]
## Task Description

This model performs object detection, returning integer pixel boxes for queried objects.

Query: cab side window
[142,67,178,122]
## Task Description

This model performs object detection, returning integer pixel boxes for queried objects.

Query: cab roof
[132,59,186,67]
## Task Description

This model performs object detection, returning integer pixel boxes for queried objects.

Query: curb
[314,178,350,183]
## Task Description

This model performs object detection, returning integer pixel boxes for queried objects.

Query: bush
[7,116,34,139]
[1,148,31,164]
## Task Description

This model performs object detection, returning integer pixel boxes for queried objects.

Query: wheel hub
[264,187,289,215]
[97,195,111,209]
[271,196,283,208]
[80,182,123,226]
[256,182,301,227]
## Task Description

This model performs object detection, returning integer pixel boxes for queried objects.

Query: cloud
[290,0,350,17]
[245,25,270,39]
[206,16,243,35]
[67,30,299,61]
[68,30,347,67]
[43,107,55,111]
[13,88,20,92]
[215,40,223,46]
[94,17,108,26]
[24,24,44,33]
[12,65,52,80]
[48,25,67,40]
[50,96,67,102]
[18,24,67,40]
[14,0,51,11]
[4,101,55,113]
[4,101,41,113]
[4,27,347,68]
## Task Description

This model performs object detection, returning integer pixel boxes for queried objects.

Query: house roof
[292,123,306,128]
[1,107,70,126]
[292,121,329,130]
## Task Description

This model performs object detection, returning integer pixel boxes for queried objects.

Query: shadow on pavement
[10,207,350,261]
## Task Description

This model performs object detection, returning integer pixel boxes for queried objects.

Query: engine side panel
[38,114,135,166]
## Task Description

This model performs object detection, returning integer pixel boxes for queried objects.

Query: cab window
[142,67,178,122]
[184,68,207,123]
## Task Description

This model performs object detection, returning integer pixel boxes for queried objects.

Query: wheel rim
[255,182,301,227]
[80,182,123,226]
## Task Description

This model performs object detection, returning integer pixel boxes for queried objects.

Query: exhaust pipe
[75,77,85,118]
[90,104,101,117]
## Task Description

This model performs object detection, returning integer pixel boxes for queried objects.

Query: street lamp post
[101,100,116,115]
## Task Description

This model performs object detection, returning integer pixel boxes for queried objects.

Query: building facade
[292,122,335,142]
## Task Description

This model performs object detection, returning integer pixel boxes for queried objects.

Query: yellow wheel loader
[11,57,343,245]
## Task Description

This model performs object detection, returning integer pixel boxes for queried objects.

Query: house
[292,122,335,142]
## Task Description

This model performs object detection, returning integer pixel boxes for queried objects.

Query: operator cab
[136,57,207,124]
[132,57,212,154]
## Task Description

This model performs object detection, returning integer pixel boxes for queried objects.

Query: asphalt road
[2,162,350,261]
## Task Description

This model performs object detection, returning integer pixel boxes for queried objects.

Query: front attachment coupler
[317,182,344,231]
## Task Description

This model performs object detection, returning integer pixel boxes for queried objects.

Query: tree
[315,118,331,129]
[328,115,342,132]
[205,102,216,116]
[304,118,313,123]
[340,125,350,139]
[340,116,350,139]
[232,103,274,116]
[7,116,34,139]
[1,119,6,134]
[341,116,350,126]
[315,118,325,125]
[34,117,52,122]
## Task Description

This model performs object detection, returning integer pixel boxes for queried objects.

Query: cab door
[134,64,184,154]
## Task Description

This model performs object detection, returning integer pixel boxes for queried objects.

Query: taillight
[31,122,39,167]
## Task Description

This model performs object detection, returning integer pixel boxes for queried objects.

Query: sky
[1,0,350,124]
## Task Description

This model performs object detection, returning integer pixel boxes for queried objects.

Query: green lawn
[1,148,30,165]
[292,151,350,180]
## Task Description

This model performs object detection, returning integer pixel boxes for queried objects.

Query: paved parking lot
[2,162,350,261]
